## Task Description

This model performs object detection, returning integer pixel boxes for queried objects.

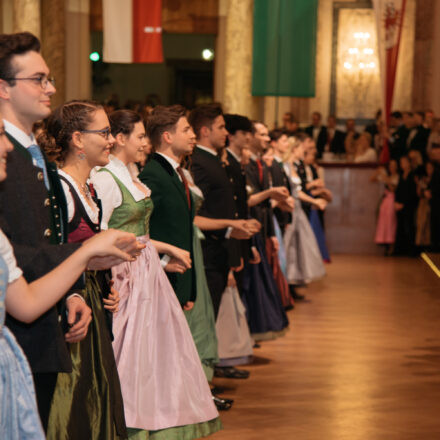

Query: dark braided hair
[38,100,102,163]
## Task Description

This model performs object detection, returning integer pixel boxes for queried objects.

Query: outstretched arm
[5,229,135,324]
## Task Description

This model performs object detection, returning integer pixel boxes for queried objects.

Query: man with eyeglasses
[0,32,125,431]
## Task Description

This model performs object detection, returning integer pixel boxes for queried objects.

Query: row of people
[0,31,331,439]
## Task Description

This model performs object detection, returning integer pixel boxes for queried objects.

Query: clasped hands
[230,218,261,239]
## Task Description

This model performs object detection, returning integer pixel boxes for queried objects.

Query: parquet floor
[211,255,440,440]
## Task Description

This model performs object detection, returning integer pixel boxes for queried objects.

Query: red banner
[133,0,164,63]
[374,0,406,163]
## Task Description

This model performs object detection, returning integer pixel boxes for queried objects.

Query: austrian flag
[103,0,164,63]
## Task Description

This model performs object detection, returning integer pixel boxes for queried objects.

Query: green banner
[252,0,318,97]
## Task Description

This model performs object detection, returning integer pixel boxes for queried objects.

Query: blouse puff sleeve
[90,170,123,230]
[0,229,23,284]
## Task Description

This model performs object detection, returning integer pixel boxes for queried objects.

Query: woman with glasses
[0,117,138,440]
[38,100,129,440]
[92,109,221,440]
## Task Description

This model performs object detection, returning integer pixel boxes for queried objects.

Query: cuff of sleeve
[225,226,233,239]
[160,254,171,268]
[66,293,85,303]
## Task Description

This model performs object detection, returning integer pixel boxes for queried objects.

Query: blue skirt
[241,234,289,337]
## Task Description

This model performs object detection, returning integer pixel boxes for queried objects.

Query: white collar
[273,155,283,163]
[156,152,180,170]
[227,147,241,162]
[250,152,259,161]
[3,119,36,148]
[196,144,218,156]
[102,156,149,201]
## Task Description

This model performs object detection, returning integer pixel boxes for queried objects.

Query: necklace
[62,169,92,200]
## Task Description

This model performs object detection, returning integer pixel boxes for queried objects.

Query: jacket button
[37,172,44,181]
[44,198,50,207]
[234,213,239,218]
[230,178,233,183]
[53,205,58,209]
[234,195,237,200]
[44,228,52,238]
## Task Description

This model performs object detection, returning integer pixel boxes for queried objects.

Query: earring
[78,151,86,160]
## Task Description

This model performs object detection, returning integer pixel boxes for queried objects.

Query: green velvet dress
[184,190,219,382]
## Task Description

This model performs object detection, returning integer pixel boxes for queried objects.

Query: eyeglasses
[80,127,112,140]
[3,75,56,90]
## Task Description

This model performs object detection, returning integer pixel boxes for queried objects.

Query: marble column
[65,0,92,101]
[13,0,40,37]
[412,0,440,114]
[222,0,259,119]
[41,0,65,108]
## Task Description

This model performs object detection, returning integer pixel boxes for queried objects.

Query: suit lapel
[152,153,192,211]
[6,133,33,162]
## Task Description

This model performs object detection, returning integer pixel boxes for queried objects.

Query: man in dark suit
[269,129,295,233]
[326,115,346,155]
[389,111,408,159]
[223,114,261,289]
[139,105,195,308]
[305,111,327,158]
[0,32,113,430]
[188,104,253,319]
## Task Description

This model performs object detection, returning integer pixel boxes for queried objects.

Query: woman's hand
[103,283,120,314]
[84,229,145,269]
[314,198,328,211]
[169,246,192,270]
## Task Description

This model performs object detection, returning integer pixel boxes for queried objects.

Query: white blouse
[91,156,150,230]
[0,229,22,284]
[58,170,100,224]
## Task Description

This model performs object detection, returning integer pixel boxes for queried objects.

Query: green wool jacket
[139,153,196,306]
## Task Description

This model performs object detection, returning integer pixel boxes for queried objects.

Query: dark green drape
[252,0,318,97]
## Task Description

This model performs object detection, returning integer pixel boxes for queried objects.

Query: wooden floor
[211,255,440,440]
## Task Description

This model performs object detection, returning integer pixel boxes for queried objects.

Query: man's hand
[278,196,295,212]
[394,202,404,211]
[245,219,261,234]
[183,301,194,311]
[227,270,237,287]
[65,296,92,343]
[103,284,120,314]
[270,186,289,201]
[230,220,252,239]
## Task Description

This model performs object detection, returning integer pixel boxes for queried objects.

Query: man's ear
[162,130,173,145]
[200,125,209,139]
[0,79,11,100]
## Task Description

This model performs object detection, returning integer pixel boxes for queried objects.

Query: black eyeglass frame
[2,75,56,89]
[80,127,112,140]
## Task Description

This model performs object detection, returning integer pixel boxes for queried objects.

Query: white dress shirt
[196,144,218,156]
[3,120,36,149]
[58,170,100,224]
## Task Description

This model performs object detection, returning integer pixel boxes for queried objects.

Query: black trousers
[33,372,58,432]
[202,238,229,318]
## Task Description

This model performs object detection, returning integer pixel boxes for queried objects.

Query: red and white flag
[103,0,163,63]
[373,0,406,162]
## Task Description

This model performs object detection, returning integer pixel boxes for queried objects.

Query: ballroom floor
[211,255,440,440]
